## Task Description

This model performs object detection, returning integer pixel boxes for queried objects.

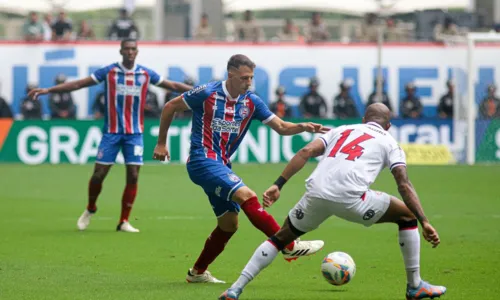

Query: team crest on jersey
[228,173,240,183]
[239,106,250,118]
[137,75,147,84]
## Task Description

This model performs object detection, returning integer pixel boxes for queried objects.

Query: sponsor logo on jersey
[116,84,142,96]
[212,118,242,133]
[187,84,208,96]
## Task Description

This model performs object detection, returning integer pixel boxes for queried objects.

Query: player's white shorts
[288,190,391,233]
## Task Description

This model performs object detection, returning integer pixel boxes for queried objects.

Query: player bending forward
[153,54,326,283]
[220,103,446,300]
[29,39,192,232]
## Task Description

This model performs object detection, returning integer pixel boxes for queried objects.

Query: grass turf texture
[0,164,499,300]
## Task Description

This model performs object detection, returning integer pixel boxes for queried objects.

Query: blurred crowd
[1,75,499,121]
[19,8,500,43]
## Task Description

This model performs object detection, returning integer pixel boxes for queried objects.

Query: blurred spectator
[437,80,454,119]
[305,12,330,42]
[144,89,161,119]
[494,23,500,33]
[400,82,423,119]
[479,84,500,119]
[385,18,406,42]
[357,13,378,42]
[23,12,44,42]
[108,8,139,40]
[333,79,359,119]
[52,11,73,41]
[165,77,195,119]
[366,78,393,112]
[49,74,76,119]
[42,14,53,41]
[235,10,264,42]
[434,16,459,42]
[0,81,12,118]
[21,84,42,120]
[77,20,95,40]
[299,77,327,118]
[270,86,292,118]
[276,19,300,42]
[92,90,106,119]
[194,13,213,41]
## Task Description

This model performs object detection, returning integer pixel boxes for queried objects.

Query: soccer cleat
[282,239,324,262]
[116,221,140,233]
[77,210,95,231]
[219,288,242,300]
[406,280,447,300]
[186,268,225,284]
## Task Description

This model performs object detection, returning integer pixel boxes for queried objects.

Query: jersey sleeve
[143,67,163,86]
[252,95,275,124]
[387,139,407,171]
[181,84,210,110]
[90,65,114,84]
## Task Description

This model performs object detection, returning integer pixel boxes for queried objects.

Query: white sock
[399,228,422,288]
[231,240,279,290]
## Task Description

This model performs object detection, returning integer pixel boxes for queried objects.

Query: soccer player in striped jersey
[29,39,192,233]
[152,54,327,283]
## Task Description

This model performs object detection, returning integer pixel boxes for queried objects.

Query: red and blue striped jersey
[182,81,275,165]
[91,62,163,134]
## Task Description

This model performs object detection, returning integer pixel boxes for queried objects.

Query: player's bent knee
[232,186,257,203]
[218,223,238,233]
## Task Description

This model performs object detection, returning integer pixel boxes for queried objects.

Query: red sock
[120,184,137,223]
[193,227,235,274]
[241,196,294,250]
[87,181,102,212]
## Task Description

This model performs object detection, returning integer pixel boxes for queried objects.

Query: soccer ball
[320,251,356,286]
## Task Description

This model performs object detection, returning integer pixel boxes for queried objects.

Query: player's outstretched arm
[263,138,325,207]
[391,166,428,224]
[28,77,96,99]
[157,80,193,93]
[152,95,190,161]
[266,116,329,135]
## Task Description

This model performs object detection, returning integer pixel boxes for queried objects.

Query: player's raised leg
[376,194,446,299]
[116,165,140,233]
[219,218,301,300]
[233,186,324,261]
[77,163,111,230]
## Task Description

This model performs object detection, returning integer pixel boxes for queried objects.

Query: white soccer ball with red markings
[320,251,356,286]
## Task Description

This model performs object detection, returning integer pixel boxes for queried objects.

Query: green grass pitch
[0,163,499,300]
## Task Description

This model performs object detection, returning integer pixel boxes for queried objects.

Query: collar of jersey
[222,80,240,101]
[118,62,137,73]
[366,122,384,129]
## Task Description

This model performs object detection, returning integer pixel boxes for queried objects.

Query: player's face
[231,66,254,94]
[120,42,138,63]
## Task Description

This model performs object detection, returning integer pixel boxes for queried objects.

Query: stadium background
[0,1,499,300]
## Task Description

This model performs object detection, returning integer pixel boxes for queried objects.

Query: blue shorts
[96,133,144,165]
[187,158,245,217]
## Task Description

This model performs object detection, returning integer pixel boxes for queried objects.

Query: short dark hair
[121,39,137,49]
[227,54,255,71]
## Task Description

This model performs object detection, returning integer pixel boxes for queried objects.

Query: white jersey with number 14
[305,122,406,202]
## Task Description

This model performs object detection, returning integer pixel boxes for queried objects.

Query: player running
[152,54,326,283]
[220,103,447,300]
[29,39,192,233]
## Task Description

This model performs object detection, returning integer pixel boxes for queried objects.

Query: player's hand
[28,88,49,100]
[152,144,170,161]
[300,122,330,134]
[262,185,280,208]
[421,222,440,248]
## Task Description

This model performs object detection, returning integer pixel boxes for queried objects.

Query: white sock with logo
[231,241,279,290]
[399,228,421,288]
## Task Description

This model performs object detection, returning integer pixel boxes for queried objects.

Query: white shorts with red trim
[288,190,391,233]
